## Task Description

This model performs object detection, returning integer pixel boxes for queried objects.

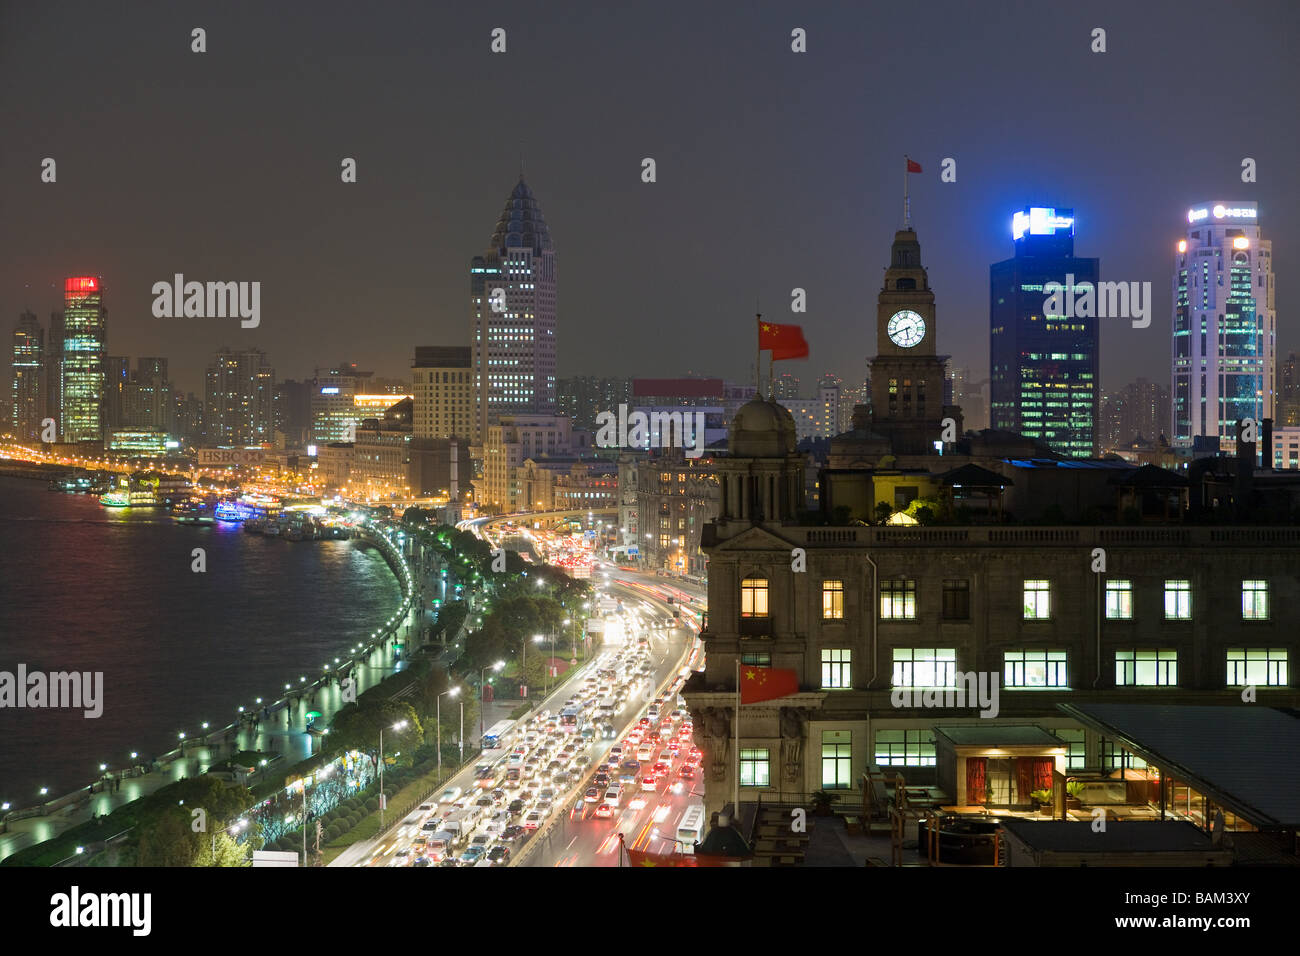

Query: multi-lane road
[337,561,707,867]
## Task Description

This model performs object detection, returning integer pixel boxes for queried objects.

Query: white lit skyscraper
[1171,201,1274,449]
[471,175,557,444]
[11,311,43,440]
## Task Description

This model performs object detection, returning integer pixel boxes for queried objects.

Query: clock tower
[868,228,963,454]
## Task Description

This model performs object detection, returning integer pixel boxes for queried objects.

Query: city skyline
[3,1,1296,399]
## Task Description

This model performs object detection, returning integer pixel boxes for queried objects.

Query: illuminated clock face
[887,310,926,348]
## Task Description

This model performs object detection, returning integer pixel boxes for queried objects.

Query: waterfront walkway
[0,528,433,863]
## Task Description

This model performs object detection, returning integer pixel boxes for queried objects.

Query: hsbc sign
[198,448,266,466]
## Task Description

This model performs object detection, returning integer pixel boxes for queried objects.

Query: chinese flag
[757,319,809,361]
[906,158,922,173]
[627,847,697,867]
[740,666,799,704]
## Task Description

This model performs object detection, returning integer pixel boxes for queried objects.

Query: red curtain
[1033,758,1054,790]
[1016,758,1035,801]
[966,758,987,805]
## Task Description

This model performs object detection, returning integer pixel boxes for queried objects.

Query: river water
[0,476,401,806]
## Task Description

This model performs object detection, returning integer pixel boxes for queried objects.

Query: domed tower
[716,396,805,526]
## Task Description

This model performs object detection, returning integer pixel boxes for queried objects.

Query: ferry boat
[243,516,267,534]
[172,500,215,525]
[99,489,159,508]
[214,500,264,522]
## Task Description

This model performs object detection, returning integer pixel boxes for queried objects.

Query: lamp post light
[437,687,460,781]
[378,720,408,829]
[480,661,504,740]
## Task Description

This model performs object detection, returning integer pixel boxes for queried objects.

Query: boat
[264,521,282,537]
[214,500,263,522]
[243,517,266,534]
[172,499,215,524]
[99,490,132,507]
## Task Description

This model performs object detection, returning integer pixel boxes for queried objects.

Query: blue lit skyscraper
[990,207,1099,457]
[1171,201,1274,450]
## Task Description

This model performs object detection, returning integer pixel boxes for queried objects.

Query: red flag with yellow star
[740,665,799,705]
[626,847,698,867]
[757,318,809,361]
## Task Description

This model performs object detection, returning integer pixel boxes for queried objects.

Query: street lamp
[378,720,408,828]
[436,687,460,781]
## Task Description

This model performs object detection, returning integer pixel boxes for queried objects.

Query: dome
[489,175,553,255]
[729,396,797,458]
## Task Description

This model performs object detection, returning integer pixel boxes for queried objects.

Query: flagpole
[734,658,740,817]
[756,313,763,396]
[768,353,774,400]
[903,155,910,229]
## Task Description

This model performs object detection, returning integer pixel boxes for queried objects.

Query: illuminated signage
[64,277,99,294]
[307,444,318,456]
[320,387,340,394]
[1012,207,1075,240]
[1187,203,1256,223]
[198,448,266,466]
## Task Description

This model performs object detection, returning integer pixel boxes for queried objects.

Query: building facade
[1172,201,1275,452]
[60,277,107,444]
[635,449,721,574]
[312,363,369,444]
[204,347,275,446]
[413,345,474,441]
[990,207,1099,457]
[471,175,557,441]
[11,311,43,440]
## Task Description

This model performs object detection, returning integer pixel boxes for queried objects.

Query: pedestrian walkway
[0,601,420,863]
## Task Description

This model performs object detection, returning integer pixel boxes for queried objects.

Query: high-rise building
[990,207,1099,457]
[557,376,633,433]
[1278,353,1300,427]
[45,310,64,438]
[412,346,474,440]
[11,311,43,440]
[60,277,107,444]
[125,357,174,433]
[204,347,275,445]
[104,356,130,432]
[772,372,801,400]
[274,380,314,448]
[1172,201,1275,450]
[312,363,370,443]
[1100,377,1171,451]
[471,175,557,441]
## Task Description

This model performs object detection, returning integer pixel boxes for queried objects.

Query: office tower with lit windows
[311,363,370,443]
[413,346,474,440]
[60,277,107,444]
[11,311,43,440]
[471,175,557,444]
[990,207,1099,457]
[205,347,275,445]
[1171,201,1275,450]
[45,310,64,437]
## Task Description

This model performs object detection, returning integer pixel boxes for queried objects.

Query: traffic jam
[368,606,704,867]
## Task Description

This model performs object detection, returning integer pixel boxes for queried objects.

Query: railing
[793,526,1300,548]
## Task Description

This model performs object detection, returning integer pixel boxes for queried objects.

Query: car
[594,772,610,788]
[491,788,508,805]
[679,764,695,779]
[395,846,412,859]
[502,824,525,841]
[584,786,602,803]
[421,820,440,831]
[485,810,511,834]
[638,717,651,728]
[594,803,614,819]
[438,857,460,867]
[621,758,641,773]
[487,845,511,865]
[412,856,431,867]
[604,786,623,806]
[552,770,572,787]
[666,740,681,755]
[458,847,485,865]
[637,745,654,762]
[539,787,556,802]
[653,761,670,776]
[508,798,526,815]
[523,811,542,830]
[609,746,624,761]
[627,795,647,811]
[438,786,462,804]
[475,795,494,811]
[641,775,657,791]
[470,833,493,851]
[524,778,542,795]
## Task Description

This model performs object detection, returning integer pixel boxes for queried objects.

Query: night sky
[2,0,1297,397]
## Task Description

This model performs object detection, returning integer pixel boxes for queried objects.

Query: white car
[604,787,622,807]
[484,810,511,835]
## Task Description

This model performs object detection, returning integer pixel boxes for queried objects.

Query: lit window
[891,648,955,688]
[1226,648,1288,687]
[1003,649,1068,687]
[880,579,917,619]
[1164,580,1191,620]
[822,580,844,619]
[821,730,852,789]
[874,729,935,767]
[1242,580,1269,620]
[740,576,769,618]
[1105,579,1133,620]
[1023,580,1050,619]
[820,649,851,689]
[739,748,770,787]
[1115,649,1177,686]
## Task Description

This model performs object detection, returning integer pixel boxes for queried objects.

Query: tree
[329,699,423,774]
[136,806,198,867]
[193,830,255,867]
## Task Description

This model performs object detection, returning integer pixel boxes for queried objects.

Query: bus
[676,804,706,854]
[560,706,584,734]
[482,719,514,750]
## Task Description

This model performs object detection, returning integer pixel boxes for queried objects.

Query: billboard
[252,850,299,868]
[1012,207,1075,241]
[198,448,266,466]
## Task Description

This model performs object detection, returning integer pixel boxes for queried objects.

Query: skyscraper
[312,362,369,443]
[60,277,107,444]
[205,347,275,445]
[45,309,63,439]
[1172,201,1275,449]
[412,346,474,440]
[471,175,557,443]
[990,207,1099,457]
[11,311,43,440]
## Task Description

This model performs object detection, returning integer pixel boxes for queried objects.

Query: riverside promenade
[0,524,425,863]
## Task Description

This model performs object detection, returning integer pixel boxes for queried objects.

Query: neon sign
[65,277,98,293]
[1012,207,1075,240]
[1187,203,1256,223]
